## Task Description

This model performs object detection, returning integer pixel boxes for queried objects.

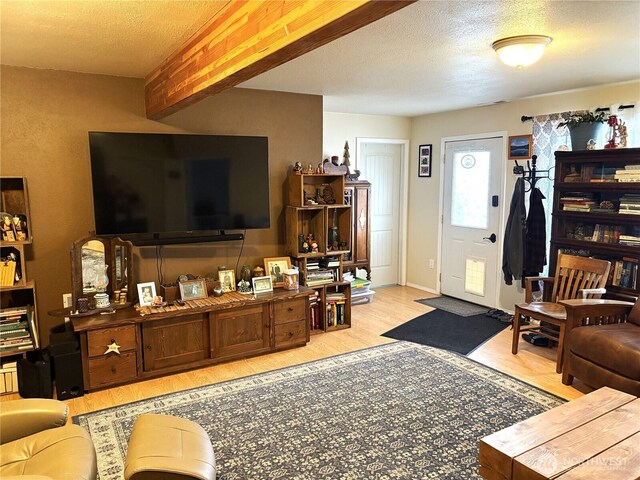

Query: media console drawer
[88,351,137,388]
[87,325,136,356]
[274,320,307,348]
[274,298,306,324]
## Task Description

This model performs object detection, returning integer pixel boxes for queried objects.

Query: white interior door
[441,137,503,307]
[359,142,402,287]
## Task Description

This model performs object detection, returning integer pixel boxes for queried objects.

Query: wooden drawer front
[142,314,209,372]
[274,298,306,325]
[87,325,136,357]
[88,351,137,388]
[275,320,306,348]
[213,305,270,359]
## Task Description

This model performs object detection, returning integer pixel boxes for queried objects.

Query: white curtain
[531,112,571,275]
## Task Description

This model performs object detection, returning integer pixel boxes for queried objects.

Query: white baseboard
[405,282,439,295]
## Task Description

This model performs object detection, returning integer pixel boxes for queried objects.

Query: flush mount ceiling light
[492,35,552,68]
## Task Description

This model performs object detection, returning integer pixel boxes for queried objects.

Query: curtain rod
[521,104,635,122]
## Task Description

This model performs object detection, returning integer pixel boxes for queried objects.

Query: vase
[569,123,602,150]
[94,264,109,293]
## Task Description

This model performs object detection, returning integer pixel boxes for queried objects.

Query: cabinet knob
[111,366,117,374]
[145,344,152,350]
[288,307,294,312]
[288,331,294,337]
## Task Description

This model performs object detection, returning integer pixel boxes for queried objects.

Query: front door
[358,142,403,287]
[441,137,503,306]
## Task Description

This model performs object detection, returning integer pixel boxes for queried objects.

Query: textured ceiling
[0,0,220,78]
[1,0,639,117]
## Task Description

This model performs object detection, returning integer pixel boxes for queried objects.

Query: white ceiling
[2,0,639,117]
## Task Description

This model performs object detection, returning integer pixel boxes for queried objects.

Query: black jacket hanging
[502,177,526,285]
[523,187,547,276]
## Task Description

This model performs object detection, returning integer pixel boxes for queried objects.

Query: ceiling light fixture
[491,35,552,68]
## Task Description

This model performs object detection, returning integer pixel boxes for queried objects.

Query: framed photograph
[252,275,273,294]
[508,134,533,160]
[218,269,236,293]
[137,281,157,307]
[418,144,432,178]
[179,279,208,301]
[264,256,292,288]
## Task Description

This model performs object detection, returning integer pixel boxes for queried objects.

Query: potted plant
[557,111,607,150]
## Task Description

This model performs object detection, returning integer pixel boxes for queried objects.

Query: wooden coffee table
[479,387,640,480]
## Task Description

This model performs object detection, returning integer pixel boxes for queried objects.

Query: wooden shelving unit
[343,180,371,280]
[1,177,39,390]
[550,148,640,300]
[285,174,352,333]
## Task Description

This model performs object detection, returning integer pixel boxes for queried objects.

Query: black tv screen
[89,132,270,241]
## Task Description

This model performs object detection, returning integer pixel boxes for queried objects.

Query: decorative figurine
[306,233,319,253]
[305,164,314,174]
[343,141,351,171]
[252,266,265,278]
[619,122,628,148]
[0,213,15,242]
[316,163,324,174]
[586,139,597,150]
[322,185,336,204]
[293,161,303,174]
[237,279,252,294]
[604,114,620,149]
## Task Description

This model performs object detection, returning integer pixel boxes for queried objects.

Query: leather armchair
[0,398,96,480]
[560,298,640,396]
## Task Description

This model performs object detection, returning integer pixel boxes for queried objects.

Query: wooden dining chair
[512,253,611,373]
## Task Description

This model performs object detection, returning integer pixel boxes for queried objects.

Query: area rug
[74,342,562,480]
[382,310,509,355]
[415,295,489,317]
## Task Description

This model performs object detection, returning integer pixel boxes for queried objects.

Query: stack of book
[618,194,640,215]
[0,306,34,352]
[614,165,640,183]
[610,258,639,290]
[619,234,640,247]
[309,290,321,331]
[590,167,617,182]
[326,292,346,327]
[306,269,335,286]
[560,193,596,212]
[0,361,18,394]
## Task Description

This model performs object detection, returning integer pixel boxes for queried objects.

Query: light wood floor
[1,286,588,416]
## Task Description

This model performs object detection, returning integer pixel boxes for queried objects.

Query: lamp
[492,35,552,68]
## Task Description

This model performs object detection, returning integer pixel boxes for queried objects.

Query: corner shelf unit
[0,177,39,363]
[284,174,352,334]
[550,148,640,300]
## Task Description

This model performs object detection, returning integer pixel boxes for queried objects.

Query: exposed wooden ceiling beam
[144,0,415,119]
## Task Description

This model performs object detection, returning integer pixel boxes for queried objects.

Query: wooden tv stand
[70,288,311,392]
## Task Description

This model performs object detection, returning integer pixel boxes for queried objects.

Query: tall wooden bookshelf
[550,148,640,300]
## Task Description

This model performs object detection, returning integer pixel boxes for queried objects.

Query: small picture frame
[508,134,533,160]
[418,144,432,178]
[252,275,273,294]
[264,256,292,288]
[218,269,236,293]
[179,279,208,301]
[137,281,157,307]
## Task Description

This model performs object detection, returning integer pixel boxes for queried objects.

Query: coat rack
[513,155,550,191]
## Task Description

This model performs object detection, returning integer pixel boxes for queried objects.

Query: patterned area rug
[415,296,489,317]
[74,342,562,480]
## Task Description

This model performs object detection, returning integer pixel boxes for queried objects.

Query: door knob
[483,233,497,243]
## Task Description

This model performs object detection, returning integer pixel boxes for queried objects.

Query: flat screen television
[88,132,270,245]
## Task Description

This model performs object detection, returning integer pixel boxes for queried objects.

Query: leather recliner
[0,398,97,480]
[561,298,640,396]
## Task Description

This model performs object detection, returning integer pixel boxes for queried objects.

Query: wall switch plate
[429,259,435,269]
[62,293,73,308]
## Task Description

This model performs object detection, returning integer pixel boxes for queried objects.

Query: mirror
[71,234,134,309]
[81,240,106,294]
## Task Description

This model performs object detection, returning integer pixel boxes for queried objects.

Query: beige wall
[0,66,322,344]
[409,81,640,310]
[323,112,411,161]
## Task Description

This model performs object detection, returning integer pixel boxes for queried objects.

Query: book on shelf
[611,258,638,290]
[0,305,35,351]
